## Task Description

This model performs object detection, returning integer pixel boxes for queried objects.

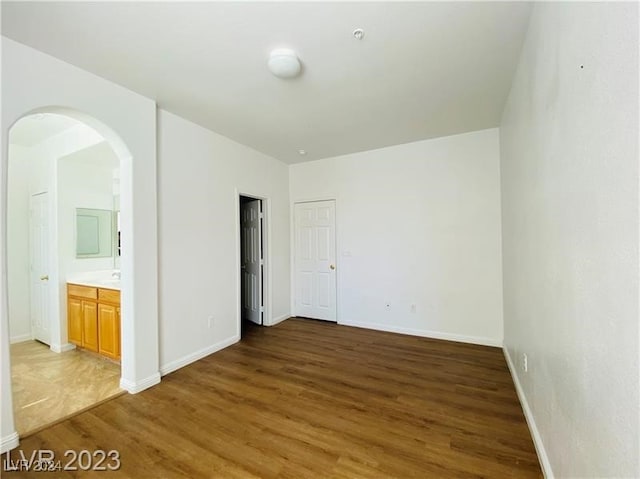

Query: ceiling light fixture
[353,28,365,40]
[268,48,301,79]
[298,149,307,156]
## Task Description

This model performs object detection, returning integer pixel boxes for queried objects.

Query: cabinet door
[98,303,120,360]
[67,297,83,345]
[82,301,99,352]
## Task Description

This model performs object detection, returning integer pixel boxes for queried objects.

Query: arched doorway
[1,106,160,452]
[8,112,124,434]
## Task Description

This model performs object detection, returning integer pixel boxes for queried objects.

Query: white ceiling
[60,140,119,169]
[1,2,532,164]
[10,113,82,147]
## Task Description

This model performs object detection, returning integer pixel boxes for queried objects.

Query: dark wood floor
[4,318,541,478]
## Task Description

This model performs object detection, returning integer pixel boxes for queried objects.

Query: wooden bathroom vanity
[67,283,121,361]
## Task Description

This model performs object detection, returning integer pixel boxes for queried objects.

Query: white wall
[7,145,32,343]
[1,36,159,452]
[157,109,290,374]
[290,129,504,346]
[57,141,119,338]
[500,3,639,478]
[58,142,118,276]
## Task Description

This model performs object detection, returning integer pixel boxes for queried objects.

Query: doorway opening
[239,195,266,337]
[7,112,124,435]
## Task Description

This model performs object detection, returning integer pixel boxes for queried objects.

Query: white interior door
[30,192,51,344]
[294,201,337,321]
[241,199,263,325]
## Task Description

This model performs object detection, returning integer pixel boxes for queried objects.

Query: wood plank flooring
[10,340,123,435]
[4,319,541,478]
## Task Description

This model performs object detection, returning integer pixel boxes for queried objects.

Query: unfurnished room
[0,2,638,478]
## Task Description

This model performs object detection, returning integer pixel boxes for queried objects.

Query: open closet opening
[239,195,266,337]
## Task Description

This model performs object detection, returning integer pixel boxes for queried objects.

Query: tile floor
[10,340,123,435]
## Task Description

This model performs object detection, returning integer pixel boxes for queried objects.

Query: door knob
[40,275,49,281]
[329,264,336,270]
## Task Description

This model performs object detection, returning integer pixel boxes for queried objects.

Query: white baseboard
[0,432,19,454]
[160,335,240,376]
[50,342,75,353]
[10,334,32,344]
[120,372,161,394]
[503,348,554,478]
[339,320,503,347]
[269,314,290,327]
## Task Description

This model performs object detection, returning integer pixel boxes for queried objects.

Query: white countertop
[67,270,121,290]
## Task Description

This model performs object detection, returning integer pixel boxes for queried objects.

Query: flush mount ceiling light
[268,48,301,79]
[353,28,365,40]
[298,149,307,156]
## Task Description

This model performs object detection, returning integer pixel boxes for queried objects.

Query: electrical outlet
[208,316,215,328]
[410,304,417,313]
[522,353,528,373]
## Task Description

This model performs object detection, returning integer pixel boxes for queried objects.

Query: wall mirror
[76,208,113,258]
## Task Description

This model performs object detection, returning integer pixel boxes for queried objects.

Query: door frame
[240,197,263,325]
[291,198,339,323]
[235,190,271,335]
